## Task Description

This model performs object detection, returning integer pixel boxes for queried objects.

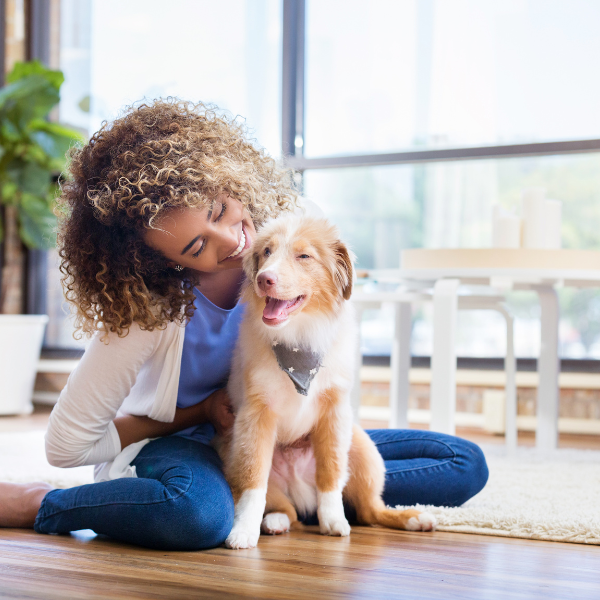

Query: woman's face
[144,195,257,274]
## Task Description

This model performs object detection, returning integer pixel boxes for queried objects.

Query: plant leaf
[5,159,52,197]
[6,60,64,90]
[30,120,82,162]
[17,193,57,249]
[0,76,60,126]
[0,181,18,204]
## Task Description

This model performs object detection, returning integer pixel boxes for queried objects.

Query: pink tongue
[263,297,294,320]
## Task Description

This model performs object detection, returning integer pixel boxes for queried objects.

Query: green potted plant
[0,60,82,414]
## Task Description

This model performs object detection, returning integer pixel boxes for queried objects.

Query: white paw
[225,525,260,549]
[261,512,291,535]
[406,512,437,532]
[319,516,351,537]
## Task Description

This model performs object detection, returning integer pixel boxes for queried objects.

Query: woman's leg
[366,429,489,508]
[33,436,234,550]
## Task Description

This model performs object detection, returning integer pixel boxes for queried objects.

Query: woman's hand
[203,388,235,436]
[113,387,235,450]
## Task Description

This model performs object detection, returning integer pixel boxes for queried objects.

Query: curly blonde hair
[58,99,298,339]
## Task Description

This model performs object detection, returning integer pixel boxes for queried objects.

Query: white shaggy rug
[1,431,598,545]
[0,430,94,488]
[396,444,600,545]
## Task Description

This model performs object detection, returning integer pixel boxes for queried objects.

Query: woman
[0,100,488,550]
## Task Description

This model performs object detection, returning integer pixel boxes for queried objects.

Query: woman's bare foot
[0,482,53,528]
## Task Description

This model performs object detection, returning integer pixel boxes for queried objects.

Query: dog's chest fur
[228,302,357,444]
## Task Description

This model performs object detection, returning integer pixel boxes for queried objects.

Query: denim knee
[148,488,235,551]
[451,438,489,506]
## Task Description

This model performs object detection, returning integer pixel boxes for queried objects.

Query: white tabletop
[358,249,600,288]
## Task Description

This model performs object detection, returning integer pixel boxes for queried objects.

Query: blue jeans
[34,430,488,551]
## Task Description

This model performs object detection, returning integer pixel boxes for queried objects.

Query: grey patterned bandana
[272,341,323,396]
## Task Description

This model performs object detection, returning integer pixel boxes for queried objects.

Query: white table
[351,288,517,449]
[398,248,600,452]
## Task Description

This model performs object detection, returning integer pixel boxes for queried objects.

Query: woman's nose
[214,224,240,253]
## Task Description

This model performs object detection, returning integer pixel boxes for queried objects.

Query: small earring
[174,265,184,272]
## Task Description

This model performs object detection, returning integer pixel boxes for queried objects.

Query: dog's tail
[370,503,436,531]
[346,425,437,531]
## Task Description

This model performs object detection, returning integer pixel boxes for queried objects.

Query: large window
[48,0,282,348]
[43,0,600,362]
[295,0,600,361]
[305,0,600,157]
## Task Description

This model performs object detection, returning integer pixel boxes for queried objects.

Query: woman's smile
[226,228,246,260]
[223,223,252,262]
[144,195,257,274]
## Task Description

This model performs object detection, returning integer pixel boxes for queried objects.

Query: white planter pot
[0,315,49,415]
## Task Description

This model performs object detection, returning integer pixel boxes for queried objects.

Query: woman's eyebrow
[181,234,203,255]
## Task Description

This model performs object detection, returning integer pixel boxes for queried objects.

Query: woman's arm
[113,387,234,448]
[45,324,160,468]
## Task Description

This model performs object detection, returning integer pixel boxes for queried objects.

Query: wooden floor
[1,405,600,599]
[1,525,599,600]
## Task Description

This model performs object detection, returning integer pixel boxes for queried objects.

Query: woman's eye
[264,248,271,257]
[298,254,310,259]
[215,202,227,222]
[192,239,206,258]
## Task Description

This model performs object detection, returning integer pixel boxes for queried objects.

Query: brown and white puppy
[220,215,436,549]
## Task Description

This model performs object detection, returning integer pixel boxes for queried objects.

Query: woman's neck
[195,268,245,310]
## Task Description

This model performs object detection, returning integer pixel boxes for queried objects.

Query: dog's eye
[298,254,310,259]
[264,248,271,257]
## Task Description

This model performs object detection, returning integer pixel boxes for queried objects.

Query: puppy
[219,216,436,549]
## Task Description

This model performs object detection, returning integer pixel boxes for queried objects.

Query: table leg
[535,285,560,451]
[389,301,411,429]
[499,305,517,453]
[430,279,460,435]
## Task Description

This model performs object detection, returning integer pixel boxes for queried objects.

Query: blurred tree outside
[306,152,600,358]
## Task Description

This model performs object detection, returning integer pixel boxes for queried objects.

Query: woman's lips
[223,223,251,261]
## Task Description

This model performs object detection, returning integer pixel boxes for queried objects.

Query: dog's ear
[333,241,354,300]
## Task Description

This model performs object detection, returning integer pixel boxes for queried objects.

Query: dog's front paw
[406,511,437,532]
[261,512,291,535]
[225,525,260,549]
[319,516,351,537]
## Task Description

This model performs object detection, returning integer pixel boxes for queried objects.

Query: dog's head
[243,216,354,328]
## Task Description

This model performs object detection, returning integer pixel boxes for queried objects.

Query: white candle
[522,187,547,248]
[544,199,562,249]
[493,215,522,248]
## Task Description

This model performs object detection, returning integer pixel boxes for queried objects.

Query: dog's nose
[257,271,278,292]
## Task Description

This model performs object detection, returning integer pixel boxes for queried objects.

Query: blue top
[174,287,246,445]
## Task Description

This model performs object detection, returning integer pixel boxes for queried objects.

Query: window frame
[282,0,600,370]
[25,0,600,366]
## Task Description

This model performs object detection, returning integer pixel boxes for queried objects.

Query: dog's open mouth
[262,295,306,325]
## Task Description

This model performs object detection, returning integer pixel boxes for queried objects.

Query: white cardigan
[45,320,185,481]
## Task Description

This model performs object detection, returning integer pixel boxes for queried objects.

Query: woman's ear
[334,241,354,300]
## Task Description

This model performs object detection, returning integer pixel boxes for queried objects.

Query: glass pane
[59,0,282,156]
[305,0,600,158]
[45,250,87,350]
[51,0,282,348]
[303,153,600,358]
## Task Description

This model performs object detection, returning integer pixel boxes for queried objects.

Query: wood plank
[0,526,598,600]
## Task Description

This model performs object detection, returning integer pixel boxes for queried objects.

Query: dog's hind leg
[224,399,278,549]
[262,480,299,535]
[344,425,437,532]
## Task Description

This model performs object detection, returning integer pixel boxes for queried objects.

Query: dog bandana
[272,341,323,396]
